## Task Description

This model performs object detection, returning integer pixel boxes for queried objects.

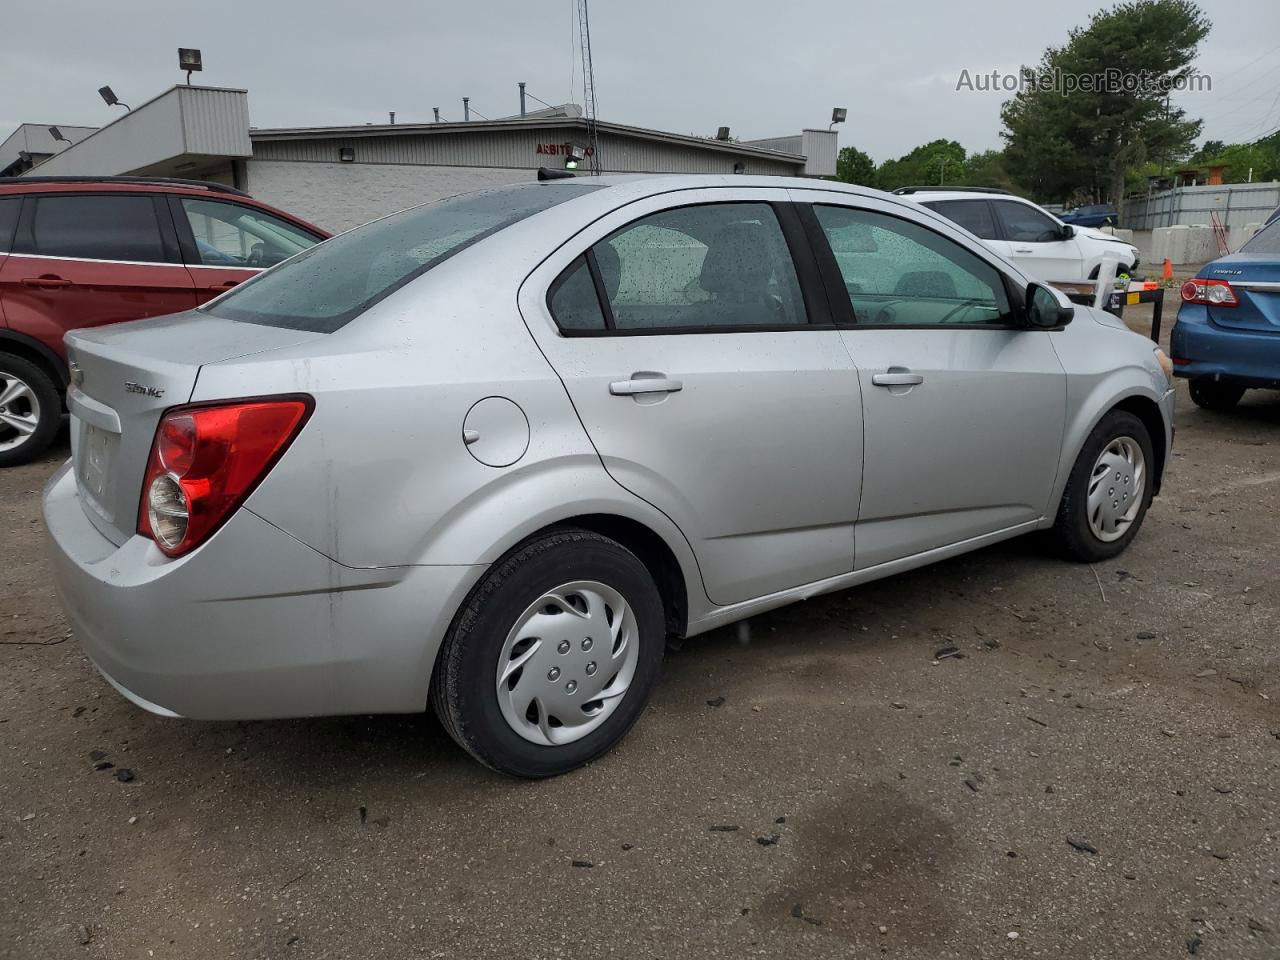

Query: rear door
[796,190,1066,569]
[989,199,1083,281]
[0,192,196,360]
[519,188,863,606]
[920,199,1000,245]
[168,195,324,300]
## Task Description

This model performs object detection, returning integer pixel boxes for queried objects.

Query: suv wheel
[432,529,665,778]
[1050,410,1155,562]
[0,354,61,468]
[1189,378,1245,412]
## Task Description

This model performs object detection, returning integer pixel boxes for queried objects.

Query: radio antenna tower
[576,0,601,174]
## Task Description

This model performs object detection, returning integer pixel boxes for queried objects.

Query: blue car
[1061,203,1119,228]
[1171,218,1280,409]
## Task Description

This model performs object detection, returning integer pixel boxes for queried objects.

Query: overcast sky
[3,0,1278,162]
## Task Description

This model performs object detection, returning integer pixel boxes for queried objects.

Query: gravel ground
[1,302,1276,960]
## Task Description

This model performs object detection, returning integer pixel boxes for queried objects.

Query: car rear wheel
[1050,410,1155,562]
[0,354,61,468]
[1189,378,1245,412]
[431,528,664,778]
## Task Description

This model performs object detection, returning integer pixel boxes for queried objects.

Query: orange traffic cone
[1161,258,1173,283]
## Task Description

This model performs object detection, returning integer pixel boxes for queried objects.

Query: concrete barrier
[1152,224,1220,265]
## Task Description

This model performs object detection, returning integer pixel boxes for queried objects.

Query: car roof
[897,189,1029,204]
[0,175,251,198]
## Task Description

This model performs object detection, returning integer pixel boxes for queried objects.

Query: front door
[989,199,1084,281]
[797,191,1066,569]
[168,195,323,302]
[519,189,863,606]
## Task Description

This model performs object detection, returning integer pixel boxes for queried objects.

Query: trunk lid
[1202,254,1280,334]
[65,311,323,544]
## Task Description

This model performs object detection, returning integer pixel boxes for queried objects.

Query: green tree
[876,139,966,191]
[835,146,877,186]
[1214,133,1280,183]
[1190,139,1225,162]
[955,149,1020,191]
[1000,0,1210,203]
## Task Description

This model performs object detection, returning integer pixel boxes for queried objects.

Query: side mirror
[1026,282,1074,329]
[1060,224,1076,240]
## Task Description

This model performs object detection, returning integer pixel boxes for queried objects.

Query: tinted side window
[591,203,807,331]
[0,198,19,253]
[179,198,320,267]
[813,205,1012,326]
[210,184,601,333]
[548,255,607,331]
[31,195,165,262]
[993,201,1062,243]
[923,199,997,240]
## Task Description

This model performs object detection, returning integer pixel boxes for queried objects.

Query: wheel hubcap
[1087,436,1146,542]
[0,374,40,453]
[496,580,639,746]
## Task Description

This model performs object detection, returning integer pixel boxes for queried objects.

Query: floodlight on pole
[48,126,71,145]
[178,48,202,85]
[98,86,131,111]
[830,107,847,130]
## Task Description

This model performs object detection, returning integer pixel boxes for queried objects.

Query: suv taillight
[138,397,313,557]
[1181,278,1239,307]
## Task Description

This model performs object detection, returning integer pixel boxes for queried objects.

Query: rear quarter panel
[194,252,710,615]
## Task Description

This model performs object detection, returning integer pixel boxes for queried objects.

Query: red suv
[0,177,328,465]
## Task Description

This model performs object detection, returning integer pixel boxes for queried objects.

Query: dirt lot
[1,303,1277,960]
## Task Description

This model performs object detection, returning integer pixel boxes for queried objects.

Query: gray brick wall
[245,159,535,232]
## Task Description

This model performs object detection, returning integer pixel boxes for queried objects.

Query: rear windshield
[206,183,601,332]
[1241,220,1280,255]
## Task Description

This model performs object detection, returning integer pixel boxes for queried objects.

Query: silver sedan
[43,175,1175,777]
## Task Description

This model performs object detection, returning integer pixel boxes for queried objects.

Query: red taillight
[138,396,313,557]
[1181,278,1239,307]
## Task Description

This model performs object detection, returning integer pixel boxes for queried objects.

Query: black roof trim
[891,186,1013,196]
[7,176,250,197]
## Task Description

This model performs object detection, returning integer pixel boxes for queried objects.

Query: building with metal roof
[8,85,838,231]
[0,123,98,178]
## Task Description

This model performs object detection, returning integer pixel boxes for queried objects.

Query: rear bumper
[1170,310,1280,389]
[42,462,483,720]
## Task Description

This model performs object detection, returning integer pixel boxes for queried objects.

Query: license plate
[78,424,114,506]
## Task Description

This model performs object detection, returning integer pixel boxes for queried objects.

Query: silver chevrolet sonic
[43,175,1175,778]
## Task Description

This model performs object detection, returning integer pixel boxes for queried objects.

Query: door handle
[21,276,73,288]
[609,376,683,396]
[872,371,924,387]
[1013,247,1034,253]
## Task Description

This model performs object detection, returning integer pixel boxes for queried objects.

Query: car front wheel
[1050,410,1155,562]
[431,529,665,778]
[1189,378,1245,411]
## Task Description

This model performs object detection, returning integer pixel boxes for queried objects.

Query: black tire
[431,528,665,778]
[1050,410,1155,562]
[0,353,61,468]
[1189,378,1245,412]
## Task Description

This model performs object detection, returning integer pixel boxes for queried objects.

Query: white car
[895,187,1139,282]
